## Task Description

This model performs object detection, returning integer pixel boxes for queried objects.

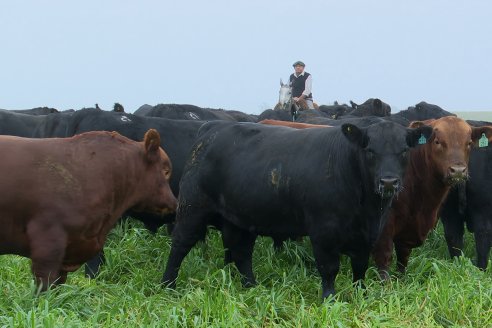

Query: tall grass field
[1,111,491,327]
[1,220,491,327]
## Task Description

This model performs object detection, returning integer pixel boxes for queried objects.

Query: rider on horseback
[290,61,314,110]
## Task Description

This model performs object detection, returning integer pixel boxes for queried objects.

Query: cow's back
[0,133,139,212]
[181,122,364,234]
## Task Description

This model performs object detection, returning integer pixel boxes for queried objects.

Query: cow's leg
[442,213,465,258]
[310,238,340,300]
[85,251,106,278]
[474,232,491,270]
[161,210,208,288]
[272,236,285,251]
[221,221,257,287]
[166,223,175,236]
[27,222,67,291]
[350,249,370,288]
[372,230,394,280]
[395,243,412,274]
[57,271,68,285]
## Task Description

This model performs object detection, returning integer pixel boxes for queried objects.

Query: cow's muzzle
[377,177,401,198]
[446,165,468,185]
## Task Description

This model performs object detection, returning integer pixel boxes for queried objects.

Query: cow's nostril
[380,178,398,186]
[380,178,400,191]
[449,165,467,176]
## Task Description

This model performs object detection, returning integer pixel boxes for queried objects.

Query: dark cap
[292,61,305,67]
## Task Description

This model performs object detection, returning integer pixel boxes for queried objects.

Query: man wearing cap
[290,61,314,110]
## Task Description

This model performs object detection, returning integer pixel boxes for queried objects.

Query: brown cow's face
[148,149,178,215]
[133,129,178,216]
[426,117,473,185]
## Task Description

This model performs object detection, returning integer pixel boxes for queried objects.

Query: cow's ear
[341,123,368,147]
[471,126,492,147]
[409,121,424,128]
[144,129,161,162]
[409,119,435,128]
[406,125,433,147]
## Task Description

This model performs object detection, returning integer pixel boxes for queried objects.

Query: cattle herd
[0,100,491,300]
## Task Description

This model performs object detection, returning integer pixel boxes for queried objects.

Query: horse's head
[278,79,292,111]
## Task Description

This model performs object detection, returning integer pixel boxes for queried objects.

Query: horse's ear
[280,78,284,86]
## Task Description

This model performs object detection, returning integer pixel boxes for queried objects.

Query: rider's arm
[301,75,312,99]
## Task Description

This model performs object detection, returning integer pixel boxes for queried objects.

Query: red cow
[372,117,492,278]
[0,129,177,290]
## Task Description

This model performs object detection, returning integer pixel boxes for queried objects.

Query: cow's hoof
[378,270,391,281]
[161,278,177,289]
[321,289,336,302]
[241,278,257,288]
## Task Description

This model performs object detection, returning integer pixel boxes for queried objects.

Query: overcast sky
[1,1,491,114]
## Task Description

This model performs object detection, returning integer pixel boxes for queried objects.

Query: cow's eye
[467,140,472,148]
[434,139,440,145]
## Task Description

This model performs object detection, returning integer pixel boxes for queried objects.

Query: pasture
[1,220,491,327]
[0,107,491,327]
[454,111,492,121]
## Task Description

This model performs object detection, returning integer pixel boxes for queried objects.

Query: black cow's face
[342,122,432,198]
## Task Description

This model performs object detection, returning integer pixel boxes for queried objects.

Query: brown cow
[0,129,177,290]
[259,119,329,129]
[372,117,492,278]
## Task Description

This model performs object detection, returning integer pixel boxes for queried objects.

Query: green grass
[1,220,491,327]
[453,111,492,121]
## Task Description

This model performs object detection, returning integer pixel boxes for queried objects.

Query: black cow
[113,103,125,112]
[391,101,455,125]
[296,99,391,125]
[257,108,294,122]
[300,115,389,127]
[94,103,125,112]
[138,104,237,121]
[222,110,258,122]
[295,109,329,122]
[134,104,154,116]
[440,119,492,270]
[9,107,59,115]
[0,109,48,137]
[348,98,391,117]
[162,120,432,299]
[259,108,328,123]
[31,111,76,138]
[317,103,352,119]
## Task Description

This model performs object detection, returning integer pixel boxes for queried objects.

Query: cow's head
[342,121,433,198]
[132,129,178,216]
[410,117,492,186]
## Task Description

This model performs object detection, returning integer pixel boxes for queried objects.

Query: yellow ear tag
[418,134,427,145]
[479,133,489,148]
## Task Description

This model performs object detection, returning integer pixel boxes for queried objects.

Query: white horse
[275,79,300,121]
